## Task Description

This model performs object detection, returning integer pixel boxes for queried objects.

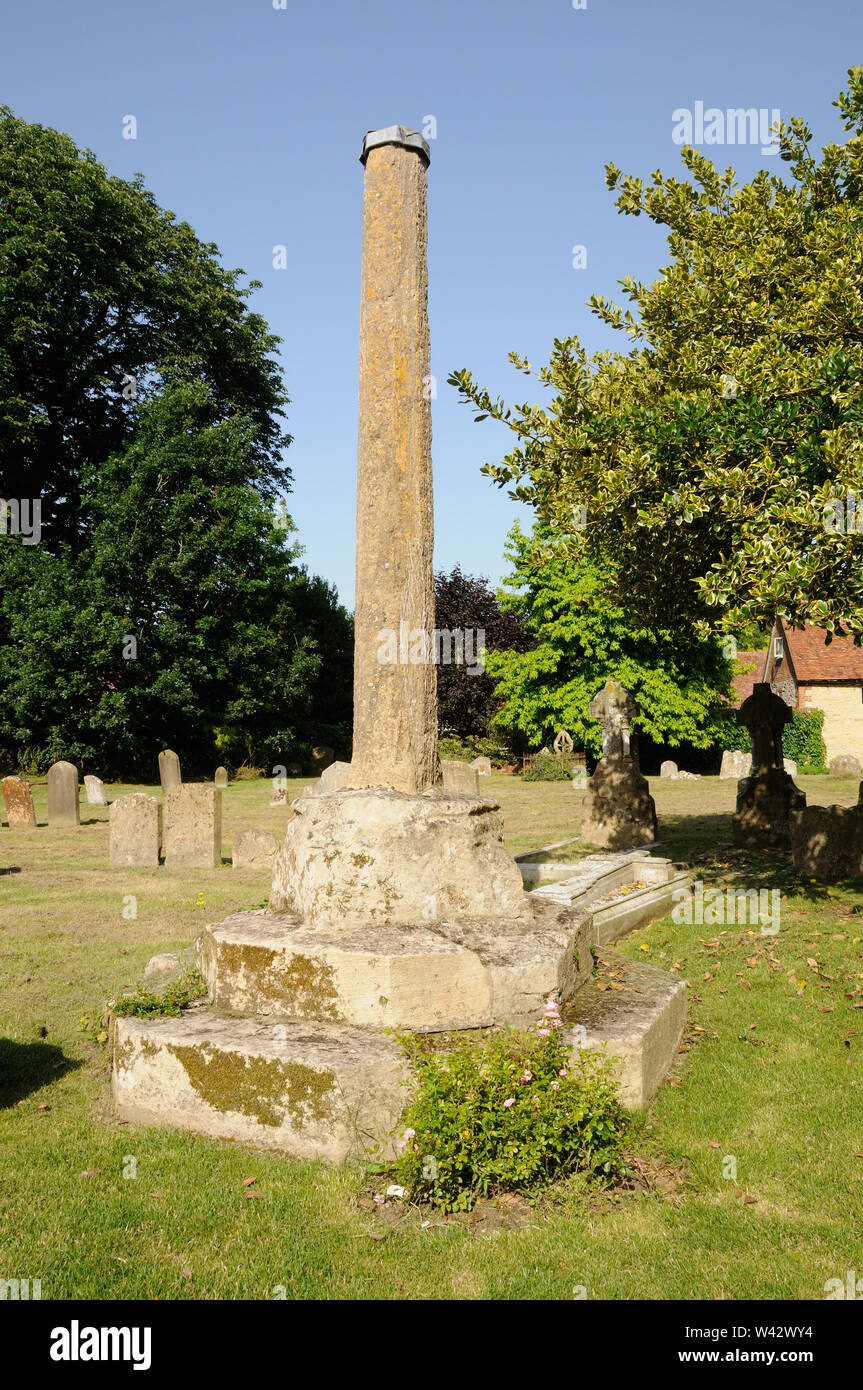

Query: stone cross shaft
[350,126,438,795]
[588,679,638,760]
[737,683,791,774]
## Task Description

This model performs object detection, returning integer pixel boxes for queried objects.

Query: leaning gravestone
[580,681,657,849]
[47,761,80,827]
[84,775,107,806]
[660,760,678,778]
[732,684,805,849]
[2,775,37,828]
[158,749,182,795]
[109,794,161,868]
[233,828,280,869]
[163,785,222,868]
[214,766,229,789]
[720,749,750,780]
[829,754,862,778]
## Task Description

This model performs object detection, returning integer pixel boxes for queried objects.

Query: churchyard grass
[1,774,861,1299]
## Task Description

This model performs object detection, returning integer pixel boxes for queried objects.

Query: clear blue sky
[2,0,860,606]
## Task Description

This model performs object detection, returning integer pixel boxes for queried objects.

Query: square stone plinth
[112,1010,410,1161]
[197,900,593,1032]
[268,787,529,927]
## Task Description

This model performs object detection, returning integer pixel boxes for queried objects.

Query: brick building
[759,618,863,764]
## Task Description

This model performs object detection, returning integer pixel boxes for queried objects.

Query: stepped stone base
[198,901,593,1032]
[563,950,686,1109]
[112,1009,410,1161]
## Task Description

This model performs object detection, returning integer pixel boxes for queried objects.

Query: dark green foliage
[434,565,532,740]
[0,106,289,549]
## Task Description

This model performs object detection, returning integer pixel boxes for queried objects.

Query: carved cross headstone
[588,680,638,761]
[737,683,791,775]
[553,730,573,756]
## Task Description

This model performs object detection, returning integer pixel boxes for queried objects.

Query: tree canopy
[434,564,532,738]
[450,70,863,641]
[0,105,289,549]
[485,522,731,757]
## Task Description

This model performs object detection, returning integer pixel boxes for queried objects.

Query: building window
[775,637,784,660]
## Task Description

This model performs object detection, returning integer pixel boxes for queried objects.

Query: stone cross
[737,683,791,775]
[553,730,573,755]
[349,126,437,795]
[588,680,638,760]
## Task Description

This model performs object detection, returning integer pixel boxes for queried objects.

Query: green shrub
[391,1010,627,1212]
[524,753,572,782]
[438,734,515,765]
[783,709,827,770]
[714,707,827,771]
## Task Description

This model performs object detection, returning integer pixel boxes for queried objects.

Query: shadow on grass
[0,1040,82,1108]
[0,866,21,875]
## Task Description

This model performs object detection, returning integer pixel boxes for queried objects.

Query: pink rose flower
[503,1097,515,1108]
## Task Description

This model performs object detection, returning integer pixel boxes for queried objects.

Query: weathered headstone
[109,793,161,867]
[580,681,657,849]
[214,766,228,789]
[47,761,80,827]
[233,828,280,869]
[553,730,574,756]
[2,775,37,828]
[469,756,492,776]
[783,758,797,778]
[829,754,862,778]
[163,785,222,868]
[84,775,107,806]
[732,684,805,849]
[158,749,182,795]
[660,760,678,778]
[441,760,480,796]
[791,782,863,878]
[720,749,751,780]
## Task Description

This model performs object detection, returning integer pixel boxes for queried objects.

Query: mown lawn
[1,773,861,1299]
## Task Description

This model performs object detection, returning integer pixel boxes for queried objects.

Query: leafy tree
[0,106,289,549]
[485,522,732,758]
[434,564,532,738]
[450,70,863,641]
[0,383,351,775]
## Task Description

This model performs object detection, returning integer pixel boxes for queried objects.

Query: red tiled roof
[784,623,863,682]
[730,652,767,707]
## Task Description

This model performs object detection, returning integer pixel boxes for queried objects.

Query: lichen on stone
[169,1042,336,1130]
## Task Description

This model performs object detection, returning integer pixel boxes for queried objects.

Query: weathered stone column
[350,126,438,794]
